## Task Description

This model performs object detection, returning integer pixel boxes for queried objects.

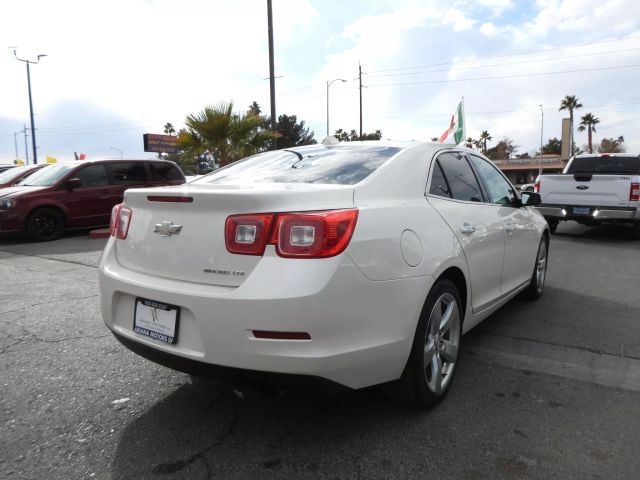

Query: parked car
[0,165,17,174]
[0,164,47,189]
[519,183,535,192]
[0,159,185,241]
[535,153,640,236]
[100,142,549,408]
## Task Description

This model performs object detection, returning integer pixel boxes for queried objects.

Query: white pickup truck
[535,153,640,237]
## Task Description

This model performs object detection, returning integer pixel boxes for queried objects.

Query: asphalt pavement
[1,221,639,479]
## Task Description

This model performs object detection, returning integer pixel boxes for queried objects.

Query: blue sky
[1,0,639,163]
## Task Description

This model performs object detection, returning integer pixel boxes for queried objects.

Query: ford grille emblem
[576,185,589,190]
[153,221,183,237]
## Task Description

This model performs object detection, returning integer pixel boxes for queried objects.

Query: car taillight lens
[225,209,359,258]
[225,214,274,255]
[271,209,359,258]
[631,183,640,201]
[534,181,540,193]
[110,204,132,239]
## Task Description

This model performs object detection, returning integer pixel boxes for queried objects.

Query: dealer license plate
[573,207,590,215]
[133,297,180,344]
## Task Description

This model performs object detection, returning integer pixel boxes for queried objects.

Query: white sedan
[100,141,549,408]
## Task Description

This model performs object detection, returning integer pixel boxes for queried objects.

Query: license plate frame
[133,297,180,344]
[572,207,590,215]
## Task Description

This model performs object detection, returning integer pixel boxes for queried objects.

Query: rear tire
[398,278,462,409]
[523,236,548,300]
[631,222,640,240]
[27,207,64,242]
[547,220,558,234]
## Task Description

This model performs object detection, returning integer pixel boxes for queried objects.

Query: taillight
[110,204,132,239]
[534,181,540,193]
[225,209,359,258]
[271,209,358,258]
[631,183,640,202]
[225,214,274,255]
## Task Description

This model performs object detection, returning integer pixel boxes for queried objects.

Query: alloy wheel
[423,292,461,394]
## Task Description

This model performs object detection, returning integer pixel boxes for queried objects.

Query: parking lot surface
[1,222,640,479]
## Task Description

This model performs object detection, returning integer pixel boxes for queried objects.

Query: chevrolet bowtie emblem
[153,221,183,237]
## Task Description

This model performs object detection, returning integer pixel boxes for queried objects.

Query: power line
[368,63,640,87]
[367,33,640,74]
[366,47,640,78]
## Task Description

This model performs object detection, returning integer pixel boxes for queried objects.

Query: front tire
[399,278,462,409]
[27,207,64,242]
[523,236,548,300]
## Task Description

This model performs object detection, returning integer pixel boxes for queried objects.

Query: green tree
[431,137,439,142]
[333,129,382,141]
[559,95,582,155]
[178,101,279,167]
[515,152,531,159]
[541,137,562,155]
[163,122,176,135]
[479,130,492,153]
[485,138,518,160]
[577,113,600,154]
[598,136,625,153]
[274,114,316,148]
[464,137,477,149]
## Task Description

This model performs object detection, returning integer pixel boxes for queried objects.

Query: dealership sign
[143,134,179,153]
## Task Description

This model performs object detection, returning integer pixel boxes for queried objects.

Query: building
[492,154,566,186]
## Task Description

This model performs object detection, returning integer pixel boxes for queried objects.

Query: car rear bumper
[536,204,639,222]
[99,237,432,389]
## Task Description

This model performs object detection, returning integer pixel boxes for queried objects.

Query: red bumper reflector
[252,330,311,340]
[147,196,194,203]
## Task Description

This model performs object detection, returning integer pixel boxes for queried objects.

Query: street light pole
[109,147,123,159]
[326,78,346,137]
[13,49,46,164]
[539,104,544,178]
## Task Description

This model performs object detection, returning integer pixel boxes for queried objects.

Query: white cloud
[480,22,498,36]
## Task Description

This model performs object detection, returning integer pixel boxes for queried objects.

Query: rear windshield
[16,164,76,186]
[197,145,402,185]
[566,156,640,174]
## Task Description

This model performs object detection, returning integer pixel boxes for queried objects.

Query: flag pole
[461,96,466,146]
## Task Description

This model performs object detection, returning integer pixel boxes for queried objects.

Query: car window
[149,162,184,181]
[198,145,402,186]
[109,162,148,184]
[75,164,109,188]
[469,155,516,205]
[17,164,75,186]
[428,160,451,198]
[437,153,484,202]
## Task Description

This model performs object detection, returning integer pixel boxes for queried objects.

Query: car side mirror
[520,191,541,207]
[66,178,82,191]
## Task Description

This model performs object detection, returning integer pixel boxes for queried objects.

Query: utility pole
[23,125,29,164]
[326,78,346,137]
[266,0,277,150]
[539,105,544,178]
[13,49,47,164]
[358,63,363,140]
[13,132,19,161]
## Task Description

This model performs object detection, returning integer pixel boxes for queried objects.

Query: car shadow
[110,379,426,479]
[0,229,107,256]
[466,285,640,359]
[553,221,638,243]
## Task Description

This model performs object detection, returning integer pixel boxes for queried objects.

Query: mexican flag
[437,99,465,144]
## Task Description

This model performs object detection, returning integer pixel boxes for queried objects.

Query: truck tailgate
[539,175,632,207]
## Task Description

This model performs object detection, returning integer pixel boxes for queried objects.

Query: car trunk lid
[115,183,355,286]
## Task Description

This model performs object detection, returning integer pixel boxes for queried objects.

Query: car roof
[52,158,177,166]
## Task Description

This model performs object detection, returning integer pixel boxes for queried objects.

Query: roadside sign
[143,134,179,153]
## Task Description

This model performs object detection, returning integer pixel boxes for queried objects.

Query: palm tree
[577,113,600,154]
[464,137,476,149]
[163,122,176,135]
[559,95,582,155]
[479,130,492,153]
[178,101,279,167]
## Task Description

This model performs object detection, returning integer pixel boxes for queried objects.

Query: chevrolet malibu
[100,142,549,407]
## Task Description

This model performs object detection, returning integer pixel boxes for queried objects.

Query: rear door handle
[460,223,476,235]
